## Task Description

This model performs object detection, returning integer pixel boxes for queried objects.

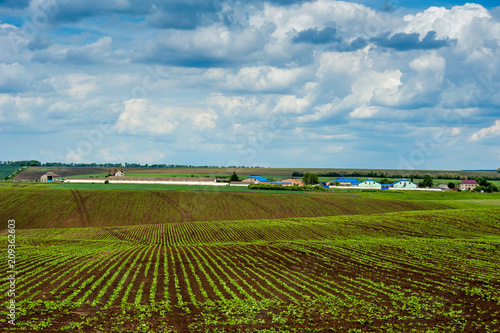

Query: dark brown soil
[7,241,500,332]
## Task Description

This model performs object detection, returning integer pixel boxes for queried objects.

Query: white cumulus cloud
[114,99,179,135]
[349,105,378,119]
[193,111,218,130]
[469,120,500,141]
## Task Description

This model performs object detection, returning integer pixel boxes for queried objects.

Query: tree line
[0,161,263,169]
[292,170,500,181]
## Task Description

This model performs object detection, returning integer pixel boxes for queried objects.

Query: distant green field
[0,166,23,178]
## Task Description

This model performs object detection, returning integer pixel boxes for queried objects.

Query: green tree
[302,172,319,185]
[380,178,390,184]
[419,174,433,188]
[447,182,456,190]
[230,171,239,182]
[475,177,489,187]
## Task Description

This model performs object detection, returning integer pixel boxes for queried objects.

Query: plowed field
[0,188,452,229]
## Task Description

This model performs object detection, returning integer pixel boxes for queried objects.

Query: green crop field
[1,185,499,332]
[0,166,24,179]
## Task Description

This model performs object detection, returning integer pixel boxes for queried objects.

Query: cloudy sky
[1,0,500,169]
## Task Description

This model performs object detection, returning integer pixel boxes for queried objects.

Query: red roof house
[459,180,479,191]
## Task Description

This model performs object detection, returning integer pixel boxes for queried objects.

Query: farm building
[459,180,479,191]
[392,179,417,189]
[269,181,293,186]
[357,179,382,188]
[108,168,124,177]
[282,178,305,186]
[437,184,450,191]
[241,176,269,184]
[328,176,359,187]
[40,172,58,182]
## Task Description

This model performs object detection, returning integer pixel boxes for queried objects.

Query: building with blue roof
[392,179,417,189]
[329,175,359,186]
[242,176,269,184]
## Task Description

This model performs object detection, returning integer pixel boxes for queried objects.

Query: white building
[357,179,382,189]
[392,179,417,189]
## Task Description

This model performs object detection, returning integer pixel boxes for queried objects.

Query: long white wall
[328,185,442,191]
[63,179,249,186]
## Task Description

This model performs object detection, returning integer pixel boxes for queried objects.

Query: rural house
[108,168,124,177]
[40,172,58,182]
[241,176,269,184]
[459,180,479,191]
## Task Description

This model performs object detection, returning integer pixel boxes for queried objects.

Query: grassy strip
[4,166,27,180]
[248,184,326,191]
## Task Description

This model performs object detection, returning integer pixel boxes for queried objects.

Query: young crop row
[12,208,500,249]
[4,204,500,332]
[5,235,500,332]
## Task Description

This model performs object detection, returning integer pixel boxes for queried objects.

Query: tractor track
[71,190,91,228]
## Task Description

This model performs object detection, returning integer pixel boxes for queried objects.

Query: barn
[40,172,58,182]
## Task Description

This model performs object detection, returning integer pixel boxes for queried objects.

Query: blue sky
[1,0,499,170]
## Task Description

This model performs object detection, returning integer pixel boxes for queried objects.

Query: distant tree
[380,178,390,184]
[302,172,319,185]
[8,160,41,166]
[498,168,500,173]
[230,171,239,182]
[447,182,456,190]
[419,174,433,188]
